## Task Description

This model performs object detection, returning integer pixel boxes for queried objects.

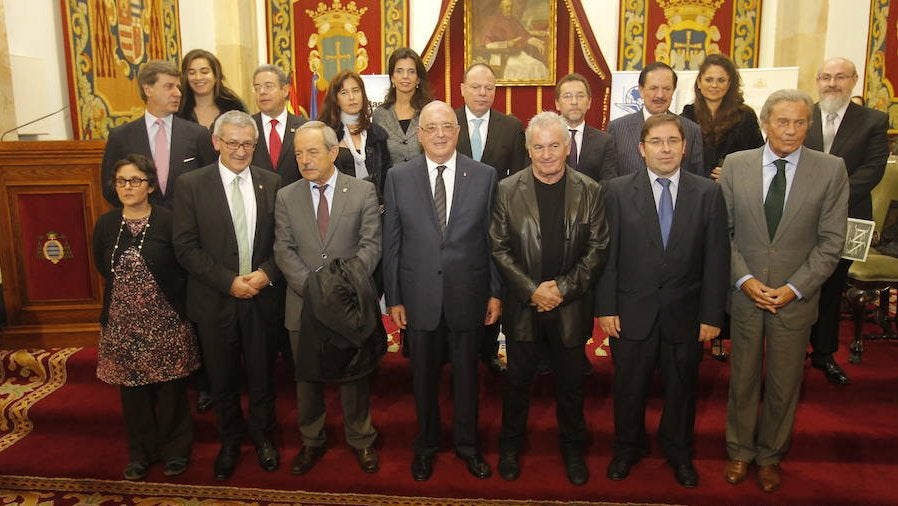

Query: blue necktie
[658,178,673,249]
[470,118,484,161]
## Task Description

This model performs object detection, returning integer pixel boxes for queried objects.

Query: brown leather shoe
[724,460,750,484]
[356,445,379,473]
[757,463,781,493]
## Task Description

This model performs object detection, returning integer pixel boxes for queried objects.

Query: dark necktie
[764,159,788,240]
[567,128,578,168]
[658,178,673,248]
[433,165,447,234]
[269,118,282,168]
[315,184,329,242]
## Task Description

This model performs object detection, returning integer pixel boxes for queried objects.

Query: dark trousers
[499,316,587,456]
[480,322,500,362]
[407,315,482,457]
[196,299,277,447]
[296,376,377,450]
[120,377,192,463]
[810,258,851,359]
[610,324,702,465]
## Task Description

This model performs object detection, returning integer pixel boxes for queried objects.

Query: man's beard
[820,94,850,114]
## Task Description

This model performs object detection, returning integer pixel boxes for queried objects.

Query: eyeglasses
[252,83,281,94]
[559,92,589,103]
[220,139,257,151]
[420,123,459,135]
[115,177,149,188]
[816,73,856,83]
[642,137,683,148]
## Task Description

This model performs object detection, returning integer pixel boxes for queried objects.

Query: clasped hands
[530,280,562,312]
[741,277,796,314]
[229,270,270,299]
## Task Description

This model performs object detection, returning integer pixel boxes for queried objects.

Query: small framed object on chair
[843,218,876,262]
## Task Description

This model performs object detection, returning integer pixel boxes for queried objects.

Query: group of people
[92,46,887,496]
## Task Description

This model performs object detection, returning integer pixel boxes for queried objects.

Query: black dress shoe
[256,440,279,471]
[670,461,698,488]
[213,445,240,481]
[196,391,213,413]
[163,457,189,477]
[606,455,639,481]
[497,452,520,481]
[813,358,849,385]
[563,452,589,486]
[411,453,434,481]
[290,445,325,475]
[484,357,506,374]
[356,445,379,473]
[457,452,492,479]
[123,461,150,481]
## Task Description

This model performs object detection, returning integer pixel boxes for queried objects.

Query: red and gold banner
[618,0,762,70]
[60,0,181,140]
[266,0,409,118]
[865,0,898,132]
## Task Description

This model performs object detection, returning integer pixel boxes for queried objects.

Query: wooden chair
[846,155,898,363]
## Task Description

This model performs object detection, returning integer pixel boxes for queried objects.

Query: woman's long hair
[178,49,244,120]
[381,47,432,112]
[318,70,372,137]
[692,54,750,145]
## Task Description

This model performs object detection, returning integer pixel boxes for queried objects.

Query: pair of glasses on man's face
[115,177,149,188]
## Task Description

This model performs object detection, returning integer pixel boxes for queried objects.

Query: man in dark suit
[273,121,382,476]
[173,110,283,481]
[597,114,729,488]
[607,62,704,177]
[555,73,617,181]
[251,64,307,187]
[383,100,502,481]
[101,60,216,207]
[804,57,889,385]
[455,62,526,374]
[722,90,848,493]
[491,111,609,486]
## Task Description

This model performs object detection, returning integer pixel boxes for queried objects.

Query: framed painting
[464,0,556,86]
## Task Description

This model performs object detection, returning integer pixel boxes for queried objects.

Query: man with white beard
[803,57,889,385]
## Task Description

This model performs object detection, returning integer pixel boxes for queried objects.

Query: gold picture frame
[464,0,556,86]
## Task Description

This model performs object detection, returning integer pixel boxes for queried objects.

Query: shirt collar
[566,121,585,133]
[261,109,288,126]
[219,162,251,185]
[312,168,339,190]
[464,106,491,124]
[763,144,802,168]
[821,101,850,121]
[647,167,681,186]
[144,111,172,129]
[426,152,457,172]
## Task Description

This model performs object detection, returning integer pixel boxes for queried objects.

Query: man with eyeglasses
[555,73,617,182]
[607,61,704,177]
[250,64,307,187]
[803,57,889,386]
[491,111,608,485]
[597,113,728,489]
[721,90,848,493]
[173,110,284,481]
[455,63,526,376]
[101,60,216,207]
[383,100,502,482]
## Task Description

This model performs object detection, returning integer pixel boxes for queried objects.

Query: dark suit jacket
[101,115,216,207]
[804,101,889,220]
[251,112,308,187]
[383,153,502,332]
[490,167,609,346]
[172,163,284,326]
[455,107,528,179]
[596,170,729,342]
[607,109,704,177]
[576,125,618,182]
[681,104,764,175]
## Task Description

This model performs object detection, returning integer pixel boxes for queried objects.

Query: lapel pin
[463,172,467,177]
[342,187,348,193]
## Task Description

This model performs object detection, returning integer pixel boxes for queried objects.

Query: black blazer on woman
[334,122,393,201]
[681,104,764,175]
[93,206,188,325]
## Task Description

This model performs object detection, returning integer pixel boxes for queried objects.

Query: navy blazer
[804,101,889,220]
[575,125,618,182]
[382,153,502,332]
[101,115,217,207]
[596,170,729,342]
[607,109,704,177]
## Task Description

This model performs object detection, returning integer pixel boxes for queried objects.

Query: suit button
[321,253,328,259]
[402,140,408,144]
[437,270,442,275]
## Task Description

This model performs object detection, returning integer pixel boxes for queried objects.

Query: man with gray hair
[101,60,216,207]
[721,90,848,493]
[250,64,307,187]
[173,110,284,481]
[490,111,609,485]
[803,57,889,385]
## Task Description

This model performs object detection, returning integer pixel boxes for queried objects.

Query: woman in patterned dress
[93,154,200,480]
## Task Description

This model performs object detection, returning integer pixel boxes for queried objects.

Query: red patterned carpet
[0,321,896,506]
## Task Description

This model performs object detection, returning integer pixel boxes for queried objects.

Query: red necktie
[269,118,282,168]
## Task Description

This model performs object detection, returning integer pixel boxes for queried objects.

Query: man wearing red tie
[250,64,307,187]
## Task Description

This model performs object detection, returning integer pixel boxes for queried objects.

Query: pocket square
[183,156,196,163]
